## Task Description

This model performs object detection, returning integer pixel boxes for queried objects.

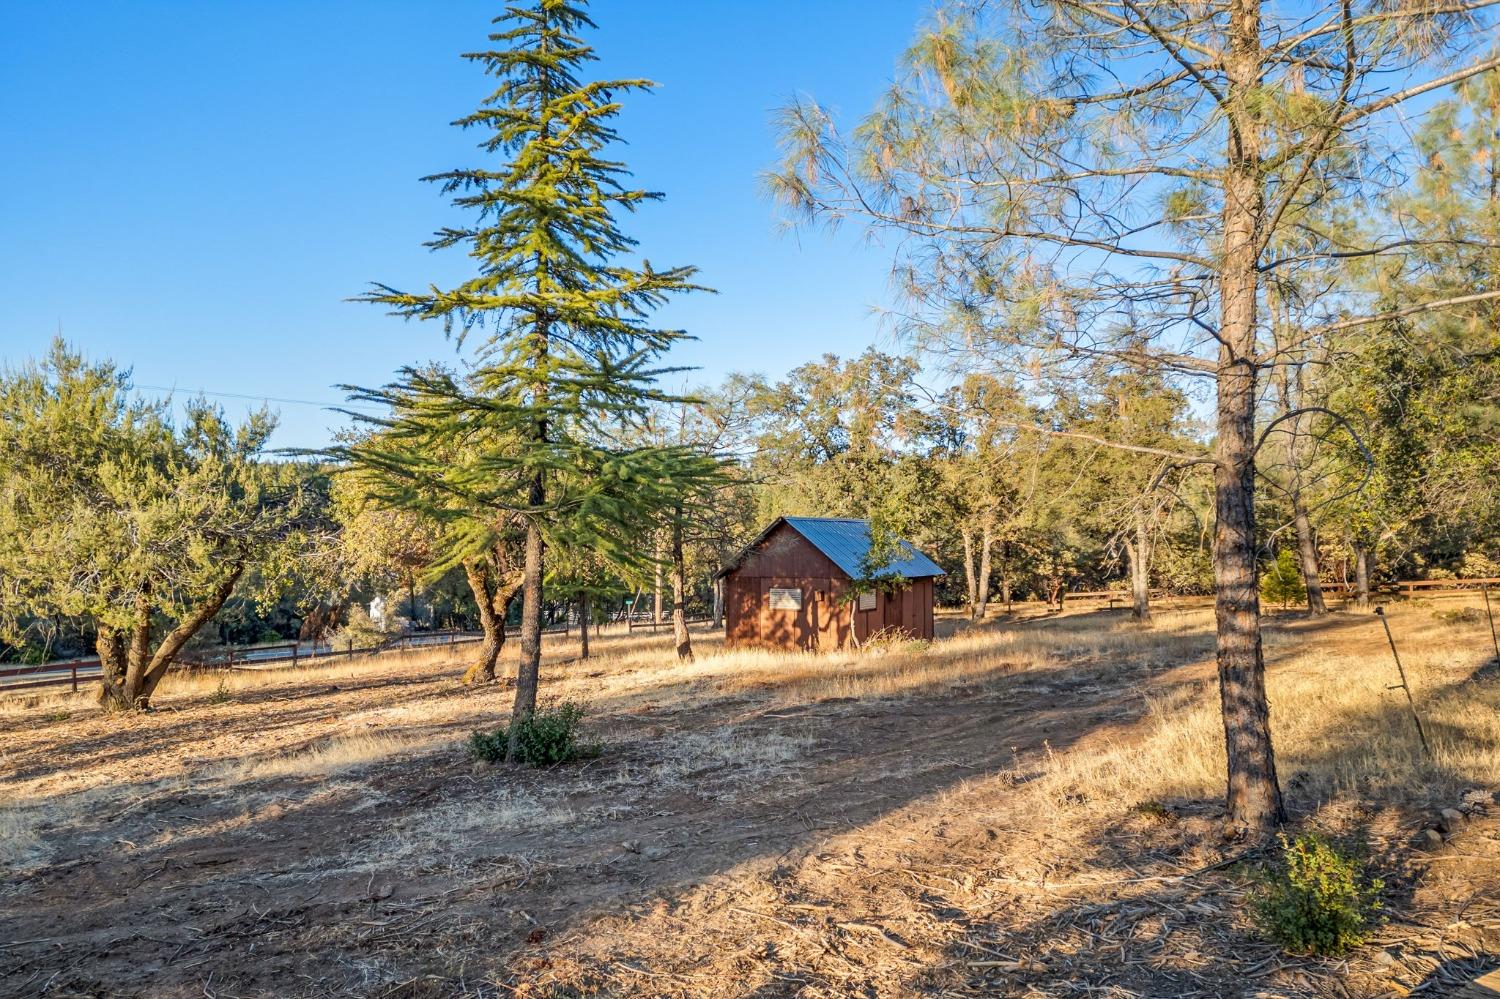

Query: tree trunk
[1213,0,1287,839]
[671,507,693,661]
[139,568,244,705]
[1127,515,1153,625]
[1292,497,1328,615]
[117,585,153,707]
[509,512,545,763]
[462,559,503,684]
[999,541,1012,609]
[711,578,724,629]
[1275,338,1329,618]
[653,532,664,625]
[961,528,978,614]
[974,526,994,621]
[578,592,591,659]
[100,568,244,710]
[95,625,128,708]
[1354,544,1372,610]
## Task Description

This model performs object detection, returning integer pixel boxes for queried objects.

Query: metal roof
[717,516,944,580]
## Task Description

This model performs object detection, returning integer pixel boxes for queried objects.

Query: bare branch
[1308,290,1500,335]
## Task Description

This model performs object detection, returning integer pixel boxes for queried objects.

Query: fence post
[292,644,299,669]
[1374,607,1431,757]
[71,660,78,694]
[1484,584,1500,664]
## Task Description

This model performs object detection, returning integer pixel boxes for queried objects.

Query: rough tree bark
[711,578,724,629]
[671,506,693,661]
[461,554,523,685]
[1213,0,1287,838]
[508,510,545,763]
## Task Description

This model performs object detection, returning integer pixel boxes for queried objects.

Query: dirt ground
[2,602,1497,998]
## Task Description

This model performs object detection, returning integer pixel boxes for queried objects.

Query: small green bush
[208,678,233,705]
[1253,832,1383,955]
[1260,549,1308,609]
[468,701,598,767]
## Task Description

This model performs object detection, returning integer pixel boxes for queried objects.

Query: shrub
[468,702,598,767]
[1260,549,1308,609]
[326,606,398,652]
[1252,832,1383,955]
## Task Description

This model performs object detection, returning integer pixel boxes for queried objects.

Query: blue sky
[0,2,930,449]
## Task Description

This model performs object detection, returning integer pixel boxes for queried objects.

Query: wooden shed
[716,517,945,651]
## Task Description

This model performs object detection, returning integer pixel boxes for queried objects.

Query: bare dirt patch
[2,604,1497,997]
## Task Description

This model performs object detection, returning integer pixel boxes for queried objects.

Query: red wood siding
[723,523,934,651]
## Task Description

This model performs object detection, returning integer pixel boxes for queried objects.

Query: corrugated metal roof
[782,517,945,580]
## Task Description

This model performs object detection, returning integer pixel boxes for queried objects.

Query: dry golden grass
[5,599,1499,997]
[0,797,41,869]
[0,644,461,717]
[1027,602,1500,818]
[222,731,432,781]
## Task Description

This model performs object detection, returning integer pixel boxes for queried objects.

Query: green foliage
[468,702,598,767]
[0,341,309,704]
[1260,549,1308,609]
[1252,833,1383,956]
[326,605,397,651]
[208,679,233,706]
[334,0,717,584]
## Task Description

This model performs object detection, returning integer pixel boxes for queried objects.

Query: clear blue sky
[0,2,929,449]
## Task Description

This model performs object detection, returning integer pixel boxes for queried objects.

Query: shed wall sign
[768,587,803,610]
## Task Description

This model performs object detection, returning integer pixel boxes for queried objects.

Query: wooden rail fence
[0,629,486,695]
[1064,577,1500,608]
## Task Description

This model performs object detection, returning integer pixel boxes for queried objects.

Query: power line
[133,384,383,412]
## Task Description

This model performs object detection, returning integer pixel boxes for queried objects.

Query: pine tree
[341,1,710,757]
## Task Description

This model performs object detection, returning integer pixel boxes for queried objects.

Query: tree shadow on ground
[5,610,1494,998]
[0,615,1225,998]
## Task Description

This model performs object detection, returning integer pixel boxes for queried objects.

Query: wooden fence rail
[1,629,487,695]
[627,616,712,632]
[1064,577,1500,608]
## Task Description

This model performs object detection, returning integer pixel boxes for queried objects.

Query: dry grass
[1028,602,1500,819]
[4,599,1499,997]
[0,644,462,717]
[223,731,432,781]
[0,797,42,870]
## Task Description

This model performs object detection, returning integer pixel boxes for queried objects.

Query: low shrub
[469,701,599,767]
[1252,832,1383,955]
[1434,606,1484,625]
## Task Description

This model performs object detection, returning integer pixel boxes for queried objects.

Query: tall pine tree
[342,1,709,757]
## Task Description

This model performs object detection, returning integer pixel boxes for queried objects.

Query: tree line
[3,0,1499,836]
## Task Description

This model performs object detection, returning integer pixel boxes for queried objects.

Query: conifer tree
[342,1,710,755]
